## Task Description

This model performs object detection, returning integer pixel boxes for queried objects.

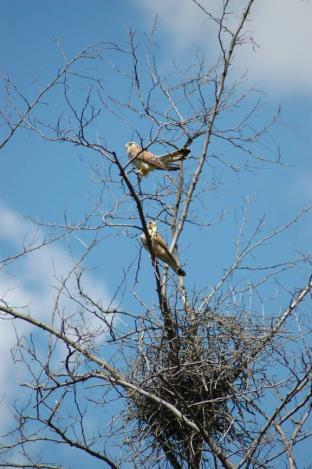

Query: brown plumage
[125,142,190,177]
[141,221,186,276]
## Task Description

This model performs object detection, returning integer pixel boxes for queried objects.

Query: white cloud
[133,0,312,93]
[238,0,312,92]
[132,0,219,54]
[0,202,110,430]
[0,203,36,243]
[0,202,109,313]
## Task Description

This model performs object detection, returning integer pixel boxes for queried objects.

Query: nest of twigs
[127,310,266,462]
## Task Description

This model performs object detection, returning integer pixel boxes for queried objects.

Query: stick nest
[127,310,267,462]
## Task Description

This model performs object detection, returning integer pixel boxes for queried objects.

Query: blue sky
[1,0,312,467]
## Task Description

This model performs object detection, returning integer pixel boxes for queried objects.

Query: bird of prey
[141,221,186,276]
[125,141,190,177]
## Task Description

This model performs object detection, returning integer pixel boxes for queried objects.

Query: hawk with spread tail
[141,221,186,276]
[125,142,190,177]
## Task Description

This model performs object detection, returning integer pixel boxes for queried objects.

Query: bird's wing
[154,233,180,268]
[143,230,172,259]
[136,150,170,170]
[158,148,190,164]
[154,232,170,251]
[141,231,185,275]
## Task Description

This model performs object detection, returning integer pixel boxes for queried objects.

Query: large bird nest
[127,310,268,463]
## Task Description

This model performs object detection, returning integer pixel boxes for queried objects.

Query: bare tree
[0,1,311,468]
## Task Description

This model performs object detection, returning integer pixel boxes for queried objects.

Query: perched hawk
[141,221,186,276]
[125,141,190,177]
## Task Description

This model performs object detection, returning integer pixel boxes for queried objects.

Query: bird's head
[125,142,139,153]
[147,220,157,235]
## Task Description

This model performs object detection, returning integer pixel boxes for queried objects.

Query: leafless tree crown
[0,1,311,468]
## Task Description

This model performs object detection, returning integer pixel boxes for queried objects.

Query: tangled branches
[127,309,287,467]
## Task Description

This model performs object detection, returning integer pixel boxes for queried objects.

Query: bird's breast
[140,233,147,248]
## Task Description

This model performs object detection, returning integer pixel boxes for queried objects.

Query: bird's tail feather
[162,253,186,276]
[160,164,179,171]
[159,148,190,164]
[176,266,186,276]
